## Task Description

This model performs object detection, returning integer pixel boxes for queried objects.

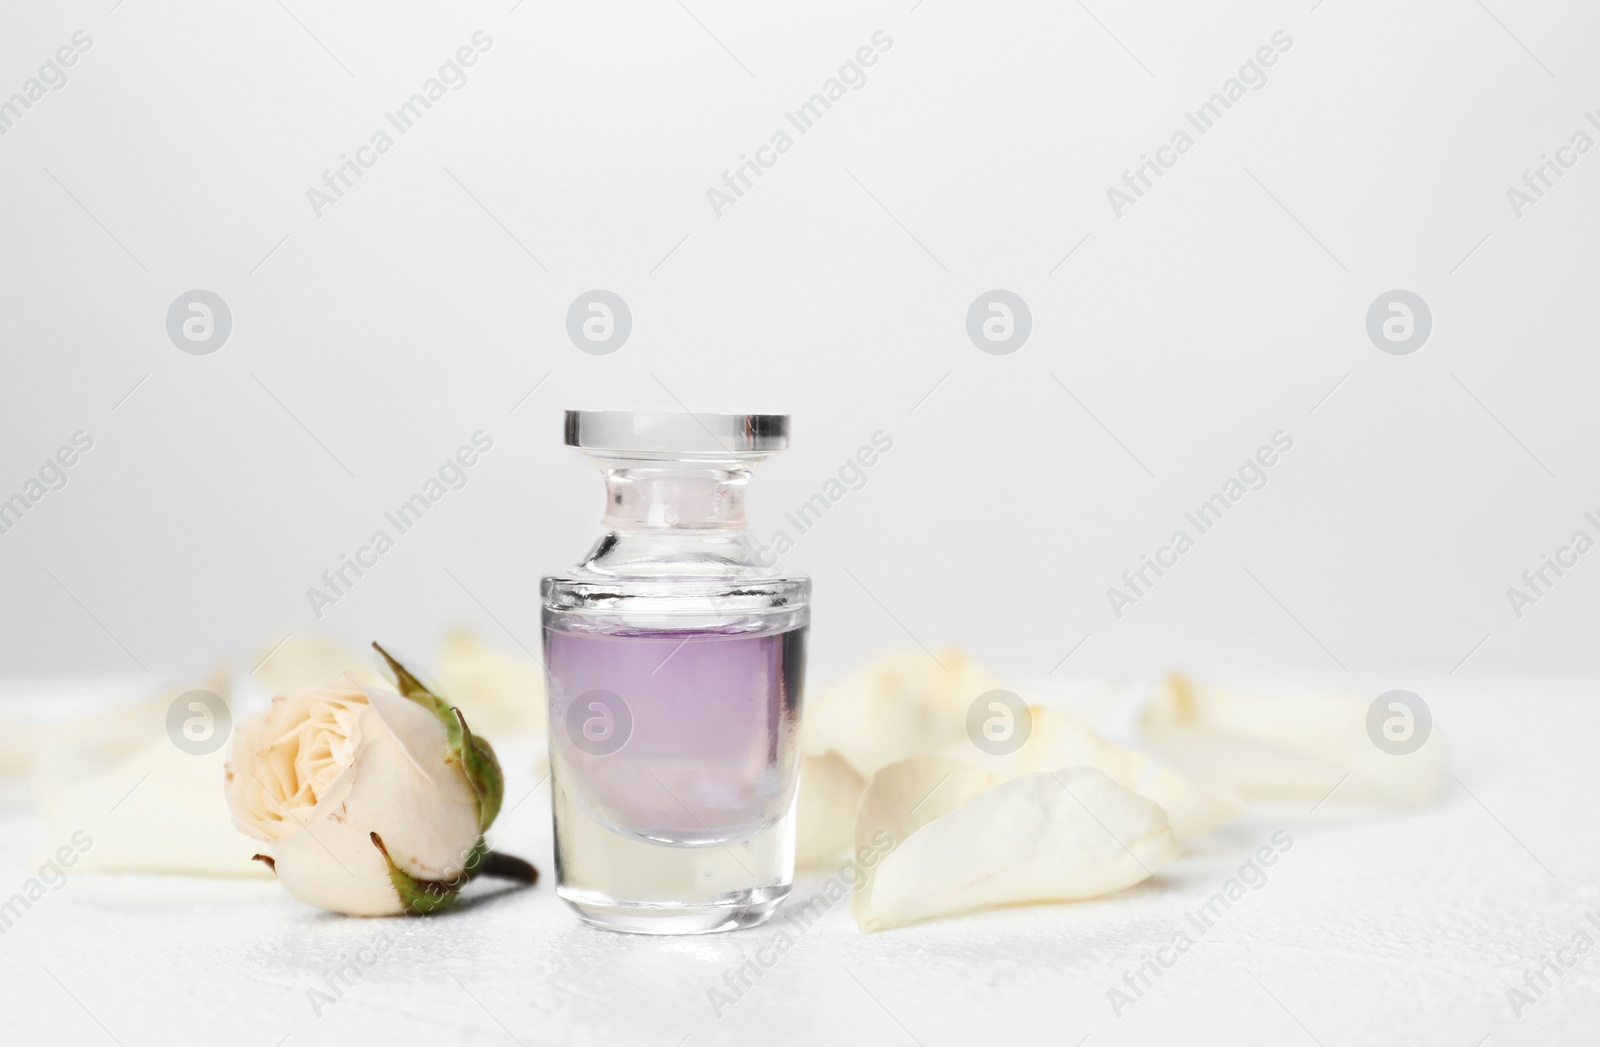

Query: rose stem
[481,851,540,885]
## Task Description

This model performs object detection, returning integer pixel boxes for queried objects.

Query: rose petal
[358,681,476,805]
[38,745,267,877]
[1140,674,1442,807]
[1138,765,1243,841]
[794,751,866,868]
[271,811,402,916]
[433,629,547,740]
[942,706,1242,841]
[852,759,1179,932]
[27,665,262,876]
[231,681,367,840]
[802,648,1008,778]
[252,634,385,692]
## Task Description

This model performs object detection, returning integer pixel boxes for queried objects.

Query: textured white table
[1,677,1596,1047]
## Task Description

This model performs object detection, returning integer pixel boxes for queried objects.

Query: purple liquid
[545,624,806,844]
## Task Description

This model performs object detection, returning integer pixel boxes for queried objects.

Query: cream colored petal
[1140,675,1442,807]
[1141,731,1343,801]
[433,629,547,739]
[853,760,1178,932]
[27,665,260,877]
[358,682,477,805]
[941,706,1241,841]
[0,720,48,780]
[20,665,230,790]
[225,679,366,841]
[1137,764,1243,841]
[849,757,1009,929]
[270,810,404,916]
[6,710,145,786]
[948,704,1144,781]
[262,700,483,915]
[252,633,386,692]
[802,648,1005,778]
[804,650,1238,840]
[342,702,481,882]
[35,733,270,878]
[794,751,866,868]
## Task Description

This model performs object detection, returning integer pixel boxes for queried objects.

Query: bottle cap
[564,410,789,459]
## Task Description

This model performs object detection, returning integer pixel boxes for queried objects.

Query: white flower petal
[271,813,402,916]
[852,759,1178,932]
[1137,765,1243,841]
[225,676,484,915]
[433,629,547,739]
[802,648,1004,778]
[342,702,481,879]
[228,680,365,841]
[252,634,386,692]
[36,734,268,878]
[794,751,866,868]
[943,706,1242,841]
[358,681,476,805]
[28,665,260,877]
[1140,675,1442,807]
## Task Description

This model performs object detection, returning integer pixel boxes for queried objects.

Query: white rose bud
[224,644,534,916]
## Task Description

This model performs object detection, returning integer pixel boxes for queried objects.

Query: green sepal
[372,643,459,743]
[371,832,490,916]
[371,642,505,834]
[454,709,504,833]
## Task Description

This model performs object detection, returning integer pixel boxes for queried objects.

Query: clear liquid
[543,620,806,931]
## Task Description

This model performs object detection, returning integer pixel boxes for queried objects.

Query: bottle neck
[600,466,749,532]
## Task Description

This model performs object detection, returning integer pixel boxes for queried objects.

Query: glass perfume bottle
[542,411,809,934]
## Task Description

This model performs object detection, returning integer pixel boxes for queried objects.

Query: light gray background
[2,0,1597,687]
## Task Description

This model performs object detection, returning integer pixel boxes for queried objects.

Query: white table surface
[1,677,1597,1047]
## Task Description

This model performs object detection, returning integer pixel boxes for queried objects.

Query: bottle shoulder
[542,529,808,632]
[549,531,804,584]
[541,579,809,635]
